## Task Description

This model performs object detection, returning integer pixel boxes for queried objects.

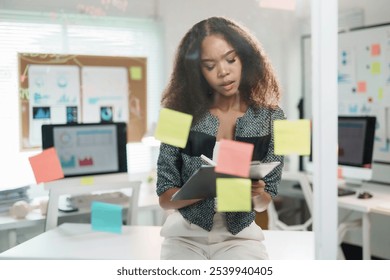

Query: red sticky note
[357,81,366,93]
[215,139,254,178]
[371,44,381,56]
[28,147,64,183]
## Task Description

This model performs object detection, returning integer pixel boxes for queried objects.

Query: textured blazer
[156,106,285,235]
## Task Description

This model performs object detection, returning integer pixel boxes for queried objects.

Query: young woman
[156,16,285,260]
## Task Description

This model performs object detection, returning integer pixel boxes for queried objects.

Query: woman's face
[200,35,242,97]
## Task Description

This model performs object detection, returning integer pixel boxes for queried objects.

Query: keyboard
[337,188,356,197]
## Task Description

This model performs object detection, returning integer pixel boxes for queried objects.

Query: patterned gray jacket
[156,106,285,235]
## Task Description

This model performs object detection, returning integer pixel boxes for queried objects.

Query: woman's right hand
[159,187,202,210]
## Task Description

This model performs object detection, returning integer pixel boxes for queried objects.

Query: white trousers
[160,211,268,260]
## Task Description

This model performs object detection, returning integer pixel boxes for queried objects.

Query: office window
[0,11,163,188]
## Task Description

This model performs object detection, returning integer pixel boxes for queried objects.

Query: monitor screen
[338,116,376,167]
[42,122,127,177]
[304,116,376,183]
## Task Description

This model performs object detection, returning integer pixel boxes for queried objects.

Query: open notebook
[171,161,280,201]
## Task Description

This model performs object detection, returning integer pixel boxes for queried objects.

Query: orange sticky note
[215,139,254,178]
[357,81,366,93]
[337,167,343,179]
[371,44,381,56]
[28,147,64,183]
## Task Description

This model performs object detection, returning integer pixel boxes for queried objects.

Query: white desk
[279,178,390,260]
[337,181,390,260]
[0,223,314,260]
[0,178,161,250]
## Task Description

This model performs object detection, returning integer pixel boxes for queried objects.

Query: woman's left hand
[251,179,272,212]
[251,179,266,197]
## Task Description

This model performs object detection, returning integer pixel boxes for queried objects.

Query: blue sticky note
[91,201,123,234]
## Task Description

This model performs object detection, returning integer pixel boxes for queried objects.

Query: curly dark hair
[161,16,281,122]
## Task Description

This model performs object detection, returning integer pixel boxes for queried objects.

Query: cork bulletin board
[18,53,147,150]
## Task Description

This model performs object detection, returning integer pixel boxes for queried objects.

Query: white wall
[339,0,390,26]
[157,0,303,171]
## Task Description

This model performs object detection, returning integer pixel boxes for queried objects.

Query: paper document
[249,161,281,180]
[171,161,281,201]
[201,154,280,179]
[200,154,216,166]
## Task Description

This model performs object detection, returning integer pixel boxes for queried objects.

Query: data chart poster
[28,65,81,147]
[81,66,129,124]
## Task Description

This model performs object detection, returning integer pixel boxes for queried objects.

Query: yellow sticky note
[80,177,94,185]
[130,66,142,80]
[216,178,251,212]
[154,108,193,148]
[378,88,383,100]
[371,62,381,74]
[274,119,311,155]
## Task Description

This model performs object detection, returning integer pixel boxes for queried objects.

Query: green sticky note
[91,201,123,234]
[130,66,142,80]
[274,119,311,156]
[154,108,193,148]
[378,87,383,100]
[371,62,381,74]
[216,178,251,212]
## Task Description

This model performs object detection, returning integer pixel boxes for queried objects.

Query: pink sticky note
[337,167,343,179]
[215,139,254,178]
[371,44,381,56]
[357,81,366,93]
[28,147,64,183]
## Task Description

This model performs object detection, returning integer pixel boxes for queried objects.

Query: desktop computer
[304,116,376,196]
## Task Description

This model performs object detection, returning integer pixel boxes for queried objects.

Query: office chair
[267,171,313,231]
[44,173,141,231]
[337,212,362,259]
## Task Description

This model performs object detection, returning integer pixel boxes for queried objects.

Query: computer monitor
[304,116,376,185]
[42,122,127,177]
[337,116,376,184]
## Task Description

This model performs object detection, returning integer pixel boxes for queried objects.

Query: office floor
[273,196,312,229]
